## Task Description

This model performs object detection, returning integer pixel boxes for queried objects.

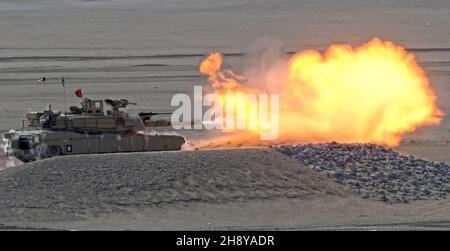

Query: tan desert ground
[0,0,449,230]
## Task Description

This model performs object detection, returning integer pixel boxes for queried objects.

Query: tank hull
[3,130,185,162]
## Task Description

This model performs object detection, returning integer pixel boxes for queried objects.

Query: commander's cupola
[82,98,104,116]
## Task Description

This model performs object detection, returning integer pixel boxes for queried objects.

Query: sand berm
[0,148,449,230]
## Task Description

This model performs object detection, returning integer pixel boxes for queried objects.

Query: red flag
[75,88,83,98]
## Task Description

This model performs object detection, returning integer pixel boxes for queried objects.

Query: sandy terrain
[396,141,450,165]
[0,0,449,230]
[0,148,448,230]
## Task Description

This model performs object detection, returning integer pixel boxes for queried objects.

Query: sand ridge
[0,148,450,230]
[0,148,352,223]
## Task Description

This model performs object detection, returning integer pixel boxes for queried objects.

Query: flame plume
[198,38,443,148]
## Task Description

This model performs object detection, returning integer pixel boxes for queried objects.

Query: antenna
[62,77,67,115]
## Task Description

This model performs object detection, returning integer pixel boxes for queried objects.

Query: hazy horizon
[0,0,448,142]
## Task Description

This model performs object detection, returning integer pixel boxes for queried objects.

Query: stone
[276,143,450,204]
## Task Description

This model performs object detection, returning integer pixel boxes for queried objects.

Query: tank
[2,98,185,162]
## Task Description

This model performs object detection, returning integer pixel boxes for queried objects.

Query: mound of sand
[1,148,450,230]
[0,148,350,222]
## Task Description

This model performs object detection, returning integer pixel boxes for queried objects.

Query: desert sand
[0,0,449,230]
[0,148,448,230]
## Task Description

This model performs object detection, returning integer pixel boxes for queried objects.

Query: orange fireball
[199,52,222,77]
[199,38,443,147]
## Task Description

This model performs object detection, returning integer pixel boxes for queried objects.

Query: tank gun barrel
[138,112,172,117]
[139,112,172,123]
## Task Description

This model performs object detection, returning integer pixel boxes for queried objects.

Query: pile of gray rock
[277,142,450,204]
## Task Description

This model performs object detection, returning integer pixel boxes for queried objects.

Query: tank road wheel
[47,145,62,157]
